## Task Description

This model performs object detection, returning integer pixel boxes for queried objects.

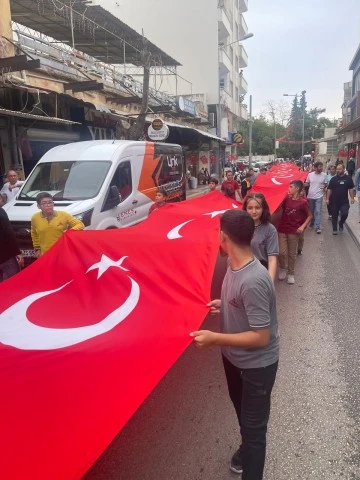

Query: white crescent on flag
[0,257,140,350]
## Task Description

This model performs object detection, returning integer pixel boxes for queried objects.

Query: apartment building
[338,43,360,166]
[101,0,251,141]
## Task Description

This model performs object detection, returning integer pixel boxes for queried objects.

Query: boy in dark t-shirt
[278,180,312,284]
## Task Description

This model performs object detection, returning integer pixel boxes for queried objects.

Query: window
[157,154,183,185]
[19,161,111,200]
[110,161,132,201]
[229,80,234,96]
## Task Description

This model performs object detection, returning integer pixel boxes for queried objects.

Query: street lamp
[283,90,307,160]
[219,32,254,48]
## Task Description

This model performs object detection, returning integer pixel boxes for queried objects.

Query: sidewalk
[185,184,211,199]
[345,197,360,250]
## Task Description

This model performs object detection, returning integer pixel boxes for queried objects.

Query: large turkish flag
[0,164,305,479]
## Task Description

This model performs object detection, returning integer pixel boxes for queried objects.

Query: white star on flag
[86,255,129,279]
[203,210,228,219]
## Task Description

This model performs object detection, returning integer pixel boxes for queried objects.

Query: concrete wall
[100,0,219,103]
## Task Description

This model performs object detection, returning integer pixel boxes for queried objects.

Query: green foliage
[238,93,336,158]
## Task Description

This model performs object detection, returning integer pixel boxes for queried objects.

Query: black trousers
[330,202,349,231]
[222,355,278,480]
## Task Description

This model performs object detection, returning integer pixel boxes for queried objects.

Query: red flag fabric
[0,163,305,479]
[252,164,308,212]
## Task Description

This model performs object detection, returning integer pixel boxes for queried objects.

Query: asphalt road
[84,215,360,480]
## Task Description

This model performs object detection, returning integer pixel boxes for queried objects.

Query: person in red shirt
[277,180,312,285]
[148,188,168,215]
[221,171,242,201]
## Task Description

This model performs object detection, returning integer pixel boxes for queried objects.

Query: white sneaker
[278,269,287,281]
[287,275,295,284]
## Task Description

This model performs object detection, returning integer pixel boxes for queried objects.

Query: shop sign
[147,118,169,141]
[230,132,245,145]
[177,96,198,117]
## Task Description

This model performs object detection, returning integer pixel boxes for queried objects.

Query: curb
[345,222,360,251]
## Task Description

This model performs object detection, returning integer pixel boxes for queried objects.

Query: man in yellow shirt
[31,192,85,258]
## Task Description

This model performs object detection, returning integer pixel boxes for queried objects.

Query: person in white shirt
[0,170,24,205]
[305,161,327,234]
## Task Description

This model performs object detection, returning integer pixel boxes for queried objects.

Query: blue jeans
[308,197,323,229]
[0,257,20,282]
[222,355,278,480]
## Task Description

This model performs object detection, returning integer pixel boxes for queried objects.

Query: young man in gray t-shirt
[191,210,279,479]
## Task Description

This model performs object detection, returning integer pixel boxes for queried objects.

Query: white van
[4,140,185,262]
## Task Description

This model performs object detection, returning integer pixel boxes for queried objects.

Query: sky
[245,0,360,119]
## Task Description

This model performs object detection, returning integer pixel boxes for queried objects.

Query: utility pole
[128,36,151,140]
[301,90,306,160]
[248,94,253,168]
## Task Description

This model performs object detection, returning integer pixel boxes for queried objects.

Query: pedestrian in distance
[346,157,355,178]
[353,166,360,222]
[241,172,253,199]
[31,192,85,258]
[243,193,279,282]
[326,164,355,235]
[247,167,257,186]
[277,180,312,284]
[203,168,210,184]
[259,167,267,175]
[305,161,327,234]
[148,188,168,215]
[0,169,24,206]
[190,210,279,480]
[326,165,336,219]
[0,207,24,282]
[221,170,242,201]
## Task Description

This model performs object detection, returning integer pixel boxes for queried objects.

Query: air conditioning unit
[208,113,215,127]
[219,79,225,89]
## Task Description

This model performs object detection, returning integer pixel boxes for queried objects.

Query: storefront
[163,121,225,183]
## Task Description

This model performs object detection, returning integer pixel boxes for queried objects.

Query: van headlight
[74,208,93,227]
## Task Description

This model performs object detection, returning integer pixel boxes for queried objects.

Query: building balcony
[218,5,232,39]
[219,48,232,75]
[238,14,248,38]
[240,104,248,120]
[237,0,248,13]
[220,87,233,110]
[238,75,248,94]
[238,45,248,68]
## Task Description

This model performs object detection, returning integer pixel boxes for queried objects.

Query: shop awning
[10,0,180,67]
[316,135,338,143]
[0,108,80,125]
[166,121,225,143]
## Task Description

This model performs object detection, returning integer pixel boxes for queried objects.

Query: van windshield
[19,161,111,200]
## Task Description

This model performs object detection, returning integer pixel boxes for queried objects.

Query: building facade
[0,0,225,185]
[100,0,250,157]
[338,44,360,167]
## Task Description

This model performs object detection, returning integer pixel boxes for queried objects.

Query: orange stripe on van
[138,142,159,201]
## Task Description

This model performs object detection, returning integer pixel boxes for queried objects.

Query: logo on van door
[166,156,178,168]
[117,209,136,222]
